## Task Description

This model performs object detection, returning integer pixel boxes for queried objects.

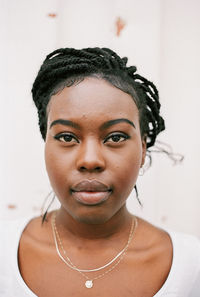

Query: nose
[76,139,106,172]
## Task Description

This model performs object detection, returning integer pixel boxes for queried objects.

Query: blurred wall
[0,0,200,236]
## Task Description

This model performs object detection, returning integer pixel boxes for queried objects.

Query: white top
[0,217,200,297]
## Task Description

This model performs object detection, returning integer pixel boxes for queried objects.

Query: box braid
[32,47,165,149]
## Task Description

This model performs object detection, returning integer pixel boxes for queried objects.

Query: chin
[71,209,112,225]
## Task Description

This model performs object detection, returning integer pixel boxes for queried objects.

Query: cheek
[110,146,142,195]
[116,160,140,189]
[45,144,70,193]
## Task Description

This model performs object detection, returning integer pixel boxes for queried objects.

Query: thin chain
[51,211,138,283]
[53,210,135,272]
[52,211,136,272]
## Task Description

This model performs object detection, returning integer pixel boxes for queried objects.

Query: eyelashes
[103,133,130,143]
[54,133,79,143]
[54,132,130,144]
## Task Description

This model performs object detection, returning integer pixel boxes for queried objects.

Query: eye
[54,133,79,143]
[104,133,130,144]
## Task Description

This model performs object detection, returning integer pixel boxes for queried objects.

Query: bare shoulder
[19,212,53,246]
[18,212,54,273]
[136,216,172,247]
[133,216,173,262]
[123,216,173,295]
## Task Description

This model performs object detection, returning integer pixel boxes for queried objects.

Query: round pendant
[85,280,93,288]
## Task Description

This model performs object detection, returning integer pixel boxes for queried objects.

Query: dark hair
[32,47,165,148]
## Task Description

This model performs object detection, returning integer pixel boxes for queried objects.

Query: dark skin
[18,78,173,297]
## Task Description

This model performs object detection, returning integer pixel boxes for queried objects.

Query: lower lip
[72,191,111,205]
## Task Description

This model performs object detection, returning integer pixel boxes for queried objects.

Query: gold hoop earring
[139,167,145,176]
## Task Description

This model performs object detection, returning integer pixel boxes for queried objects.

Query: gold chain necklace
[51,211,137,288]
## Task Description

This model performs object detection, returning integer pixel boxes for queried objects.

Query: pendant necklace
[51,211,138,288]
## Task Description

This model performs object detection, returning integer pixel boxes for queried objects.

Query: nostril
[79,166,103,172]
[80,166,86,171]
[95,167,101,171]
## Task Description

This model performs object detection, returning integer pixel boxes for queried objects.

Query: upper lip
[71,180,111,192]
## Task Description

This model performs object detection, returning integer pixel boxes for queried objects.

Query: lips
[71,180,112,205]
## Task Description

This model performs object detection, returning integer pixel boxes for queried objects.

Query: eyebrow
[50,118,136,130]
[100,118,136,130]
[50,119,81,130]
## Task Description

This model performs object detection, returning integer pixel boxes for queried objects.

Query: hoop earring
[41,191,55,224]
[139,167,144,176]
[134,185,143,207]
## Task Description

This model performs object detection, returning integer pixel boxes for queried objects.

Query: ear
[141,136,147,167]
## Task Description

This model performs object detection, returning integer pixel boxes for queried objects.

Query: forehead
[48,77,139,124]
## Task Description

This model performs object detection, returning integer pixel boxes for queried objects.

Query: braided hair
[32,47,165,148]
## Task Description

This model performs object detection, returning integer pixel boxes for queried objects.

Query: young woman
[1,47,200,297]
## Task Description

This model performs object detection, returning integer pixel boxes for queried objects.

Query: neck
[54,205,132,241]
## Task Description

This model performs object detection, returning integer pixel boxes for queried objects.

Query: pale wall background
[0,0,200,236]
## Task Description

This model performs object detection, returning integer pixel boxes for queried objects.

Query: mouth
[71,180,112,206]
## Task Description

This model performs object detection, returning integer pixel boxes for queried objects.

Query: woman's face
[45,77,146,224]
